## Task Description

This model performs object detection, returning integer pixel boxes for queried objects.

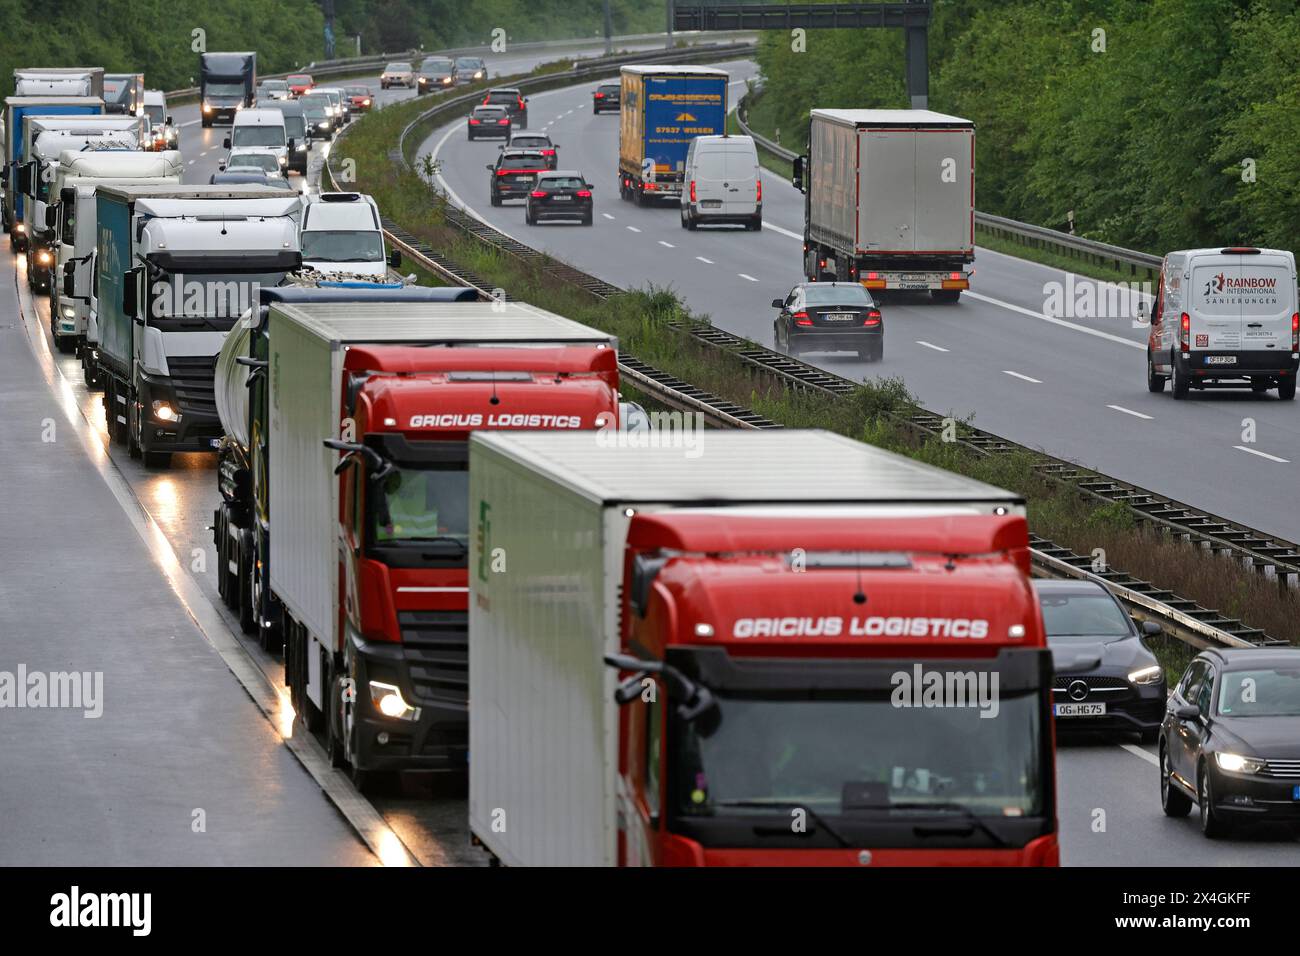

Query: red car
[286,73,314,97]
[344,85,374,112]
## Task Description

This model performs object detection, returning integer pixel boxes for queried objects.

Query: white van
[299,192,396,279]
[225,108,288,171]
[1146,246,1298,400]
[680,134,762,231]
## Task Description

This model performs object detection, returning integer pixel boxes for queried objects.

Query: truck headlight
[36,249,52,265]
[369,681,420,721]
[151,400,179,423]
[62,307,75,318]
[202,103,212,113]
[14,223,25,233]
[279,154,287,165]
[296,142,308,152]
[1215,752,1265,774]
[1127,664,1163,685]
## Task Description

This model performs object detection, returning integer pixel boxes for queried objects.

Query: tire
[525,208,534,225]
[1171,351,1190,399]
[237,528,256,635]
[490,192,501,207]
[931,289,961,304]
[127,401,143,459]
[1279,377,1297,401]
[201,117,211,128]
[1198,767,1230,838]
[326,673,348,768]
[1251,380,1270,393]
[1160,746,1192,817]
[216,511,233,608]
[467,131,475,141]
[1146,350,1167,392]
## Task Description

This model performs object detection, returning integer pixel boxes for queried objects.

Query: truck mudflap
[347,622,469,772]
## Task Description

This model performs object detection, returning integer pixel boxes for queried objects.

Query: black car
[592,81,620,113]
[265,100,310,173]
[772,282,883,360]
[488,150,549,205]
[525,171,593,226]
[506,132,558,169]
[301,95,335,139]
[468,105,511,140]
[1160,647,1300,837]
[483,87,527,127]
[1035,580,1166,743]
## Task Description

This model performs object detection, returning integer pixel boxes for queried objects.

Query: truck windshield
[205,83,246,97]
[369,462,469,550]
[301,230,384,263]
[283,116,306,140]
[144,105,166,126]
[232,127,285,148]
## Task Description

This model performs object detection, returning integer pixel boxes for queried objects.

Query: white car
[1146,246,1299,401]
[381,62,415,89]
[313,86,346,121]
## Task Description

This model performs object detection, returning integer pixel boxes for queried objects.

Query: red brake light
[496,169,510,176]
[517,98,525,110]
[594,92,605,99]
[1180,312,1191,350]
[1292,312,1298,350]
[689,180,696,202]
[469,118,480,124]
[542,149,555,156]
[866,309,882,323]
[576,190,591,198]
[499,118,509,125]
[530,190,546,198]
[793,311,812,327]
[756,179,762,203]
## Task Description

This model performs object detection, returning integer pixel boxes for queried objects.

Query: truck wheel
[55,334,75,355]
[1171,351,1190,399]
[1279,377,1297,401]
[216,510,233,608]
[327,673,348,768]
[931,289,961,304]
[1146,351,1167,392]
[237,528,256,635]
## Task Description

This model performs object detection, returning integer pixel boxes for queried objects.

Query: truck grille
[398,610,468,707]
[168,355,218,416]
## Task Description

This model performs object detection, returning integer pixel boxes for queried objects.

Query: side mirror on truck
[45,205,58,230]
[16,163,31,195]
[791,155,805,194]
[388,249,403,269]
[62,261,75,298]
[122,267,140,316]
[223,137,231,149]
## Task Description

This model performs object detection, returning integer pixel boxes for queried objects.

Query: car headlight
[36,250,52,265]
[279,155,287,165]
[1127,664,1163,685]
[202,103,212,113]
[14,223,25,233]
[1215,752,1265,774]
[369,680,420,721]
[296,142,308,151]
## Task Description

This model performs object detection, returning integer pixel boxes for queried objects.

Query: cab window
[645,691,662,819]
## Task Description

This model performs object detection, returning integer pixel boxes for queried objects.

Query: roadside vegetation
[336,50,1300,661]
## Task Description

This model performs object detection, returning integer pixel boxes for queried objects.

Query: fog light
[369,680,420,721]
[377,732,390,745]
[152,400,179,423]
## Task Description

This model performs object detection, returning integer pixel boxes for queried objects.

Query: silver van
[680,134,761,231]
[1146,246,1298,400]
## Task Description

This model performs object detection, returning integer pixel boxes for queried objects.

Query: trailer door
[858,129,916,252]
[913,128,973,254]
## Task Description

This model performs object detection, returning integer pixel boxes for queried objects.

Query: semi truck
[252,300,624,790]
[51,149,184,358]
[13,68,104,98]
[468,429,1058,866]
[19,115,148,290]
[792,109,975,302]
[200,53,257,127]
[86,183,302,465]
[617,65,728,205]
[3,95,103,247]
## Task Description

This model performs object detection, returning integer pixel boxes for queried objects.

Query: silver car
[381,61,415,89]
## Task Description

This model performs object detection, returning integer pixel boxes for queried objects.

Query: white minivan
[299,192,399,279]
[1146,246,1298,400]
[224,108,289,172]
[680,134,762,231]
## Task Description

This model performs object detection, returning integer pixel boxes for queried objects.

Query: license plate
[701,200,722,208]
[1205,355,1237,365]
[550,195,571,201]
[823,313,857,322]
[1293,785,1300,801]
[1055,703,1106,717]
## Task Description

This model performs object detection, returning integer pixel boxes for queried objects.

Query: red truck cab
[613,511,1058,866]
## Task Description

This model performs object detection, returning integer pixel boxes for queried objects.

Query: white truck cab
[225,108,288,171]
[299,192,395,279]
[1146,246,1299,401]
[680,134,762,231]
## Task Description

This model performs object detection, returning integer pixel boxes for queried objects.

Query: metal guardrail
[734,94,1164,280]
[328,47,1291,652]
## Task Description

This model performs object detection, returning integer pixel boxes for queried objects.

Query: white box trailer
[467,429,1025,866]
[266,301,620,706]
[796,109,975,300]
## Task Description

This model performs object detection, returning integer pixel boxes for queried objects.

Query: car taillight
[689,180,696,202]
[756,179,762,202]
[530,190,546,198]
[1180,312,1190,350]
[469,118,480,124]
[496,169,511,176]
[793,311,812,327]
[865,310,882,326]
[517,98,525,110]
[576,189,591,198]
[499,118,509,125]
[1292,312,1298,350]
[542,149,555,156]
[594,92,605,99]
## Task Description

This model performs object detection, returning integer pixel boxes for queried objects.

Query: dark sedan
[1160,647,1300,837]
[488,150,549,205]
[526,171,593,225]
[773,282,883,361]
[592,81,620,113]
[467,105,511,140]
[1035,580,1166,743]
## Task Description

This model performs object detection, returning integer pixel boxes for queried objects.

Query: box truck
[469,430,1058,866]
[3,95,103,247]
[13,68,104,98]
[86,183,301,465]
[200,52,256,127]
[50,149,183,358]
[793,109,975,302]
[618,66,728,205]
[256,300,623,790]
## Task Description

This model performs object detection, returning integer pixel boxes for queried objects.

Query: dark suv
[483,87,527,127]
[592,81,620,113]
[526,171,594,226]
[506,132,558,169]
[468,105,511,140]
[488,150,550,205]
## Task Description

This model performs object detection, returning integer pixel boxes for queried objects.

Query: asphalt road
[426,58,1300,547]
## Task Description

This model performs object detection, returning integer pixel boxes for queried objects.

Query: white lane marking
[1108,404,1153,420]
[738,273,758,282]
[179,119,199,128]
[1234,445,1290,463]
[602,213,615,220]
[965,290,1145,351]
[186,160,196,166]
[916,340,949,353]
[764,221,803,241]
[626,226,641,233]
[696,256,714,265]
[1002,370,1042,384]
[1119,743,1159,767]
[658,240,674,248]
[11,265,416,868]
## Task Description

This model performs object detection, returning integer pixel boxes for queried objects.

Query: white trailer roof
[134,194,302,219]
[6,96,103,109]
[473,430,1021,505]
[621,65,729,76]
[96,182,289,202]
[813,108,973,128]
[57,149,182,177]
[271,301,618,346]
